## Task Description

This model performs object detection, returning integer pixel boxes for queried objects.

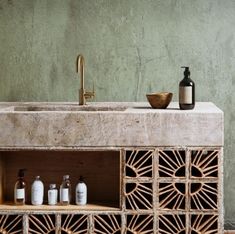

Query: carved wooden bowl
[146,92,173,109]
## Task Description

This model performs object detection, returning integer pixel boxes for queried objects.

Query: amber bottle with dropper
[14,169,26,205]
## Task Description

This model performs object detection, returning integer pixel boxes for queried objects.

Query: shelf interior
[0,150,120,209]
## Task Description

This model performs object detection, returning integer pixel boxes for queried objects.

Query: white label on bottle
[32,187,44,205]
[48,190,58,205]
[76,191,84,202]
[61,188,69,202]
[16,189,25,199]
[179,86,192,104]
[76,183,87,205]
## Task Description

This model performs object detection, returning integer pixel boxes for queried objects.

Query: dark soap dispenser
[179,66,195,110]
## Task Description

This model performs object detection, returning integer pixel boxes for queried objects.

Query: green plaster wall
[0,0,234,226]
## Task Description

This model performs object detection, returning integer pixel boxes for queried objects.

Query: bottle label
[48,190,58,205]
[16,189,25,199]
[32,187,44,205]
[61,188,69,202]
[179,86,192,104]
[76,184,87,205]
[76,191,85,202]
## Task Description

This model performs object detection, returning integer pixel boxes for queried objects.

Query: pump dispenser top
[79,176,84,182]
[181,66,190,77]
[18,169,26,178]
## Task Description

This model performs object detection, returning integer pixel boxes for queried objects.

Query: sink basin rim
[12,105,128,112]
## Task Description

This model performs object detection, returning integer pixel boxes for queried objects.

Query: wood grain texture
[0,202,120,212]
[0,153,5,204]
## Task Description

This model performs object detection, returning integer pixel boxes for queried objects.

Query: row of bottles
[14,169,87,206]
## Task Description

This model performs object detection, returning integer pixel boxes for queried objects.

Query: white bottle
[76,176,87,205]
[31,176,44,205]
[60,175,71,205]
[48,184,58,205]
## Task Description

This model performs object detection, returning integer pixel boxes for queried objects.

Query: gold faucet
[76,54,95,105]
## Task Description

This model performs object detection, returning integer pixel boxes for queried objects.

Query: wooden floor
[225,231,235,234]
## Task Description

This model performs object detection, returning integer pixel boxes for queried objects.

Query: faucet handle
[84,82,95,99]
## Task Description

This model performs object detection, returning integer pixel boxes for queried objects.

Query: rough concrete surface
[0,0,234,227]
[0,102,224,148]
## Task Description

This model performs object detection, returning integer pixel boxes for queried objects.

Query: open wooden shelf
[0,202,120,212]
[0,150,121,209]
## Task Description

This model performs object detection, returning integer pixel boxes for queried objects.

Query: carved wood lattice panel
[29,214,56,234]
[0,215,22,233]
[190,182,218,210]
[93,214,121,234]
[0,148,222,233]
[125,150,153,178]
[61,214,88,234]
[125,182,153,210]
[190,150,219,178]
[159,183,186,210]
[159,150,186,178]
[123,148,221,232]
[124,150,153,211]
[126,214,154,234]
[159,214,186,234]
[190,214,218,234]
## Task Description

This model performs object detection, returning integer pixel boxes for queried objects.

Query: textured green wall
[0,0,235,226]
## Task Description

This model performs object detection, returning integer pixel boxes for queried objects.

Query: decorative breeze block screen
[0,148,222,233]
[124,148,221,233]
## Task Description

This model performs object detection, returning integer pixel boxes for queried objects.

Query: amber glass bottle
[179,66,195,110]
[14,169,26,205]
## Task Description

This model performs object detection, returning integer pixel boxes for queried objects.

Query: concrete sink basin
[0,103,128,112]
[13,105,127,112]
[0,102,223,148]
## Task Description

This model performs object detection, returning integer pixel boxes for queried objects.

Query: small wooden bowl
[146,92,173,109]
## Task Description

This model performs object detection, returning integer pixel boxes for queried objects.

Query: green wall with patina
[0,0,234,227]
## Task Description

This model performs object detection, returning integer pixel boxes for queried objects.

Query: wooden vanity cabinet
[0,102,224,233]
[0,147,223,234]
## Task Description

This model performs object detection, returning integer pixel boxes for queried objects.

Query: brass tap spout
[77,54,95,105]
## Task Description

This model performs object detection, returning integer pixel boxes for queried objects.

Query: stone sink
[0,102,128,112]
[0,102,223,149]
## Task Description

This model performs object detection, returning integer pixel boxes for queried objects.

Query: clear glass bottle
[48,184,58,205]
[60,175,71,205]
[14,169,26,205]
